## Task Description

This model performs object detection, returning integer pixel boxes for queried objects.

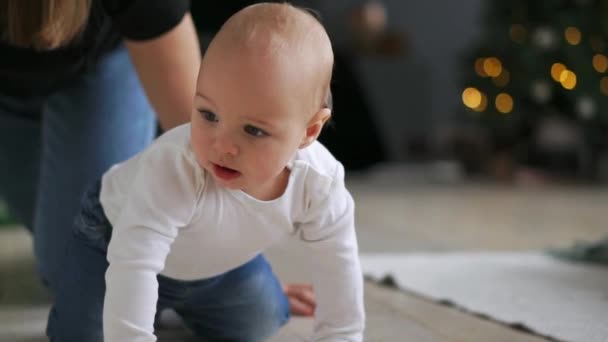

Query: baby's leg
[170,254,290,341]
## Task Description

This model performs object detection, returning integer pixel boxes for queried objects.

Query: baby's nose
[214,134,239,156]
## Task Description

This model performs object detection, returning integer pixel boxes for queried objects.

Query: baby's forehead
[218,4,331,55]
[201,4,333,111]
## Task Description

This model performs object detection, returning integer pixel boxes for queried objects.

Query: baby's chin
[210,173,244,190]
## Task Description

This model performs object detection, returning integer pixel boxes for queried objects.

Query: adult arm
[124,13,201,131]
[106,0,200,131]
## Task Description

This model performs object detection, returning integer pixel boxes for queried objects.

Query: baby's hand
[283,283,316,317]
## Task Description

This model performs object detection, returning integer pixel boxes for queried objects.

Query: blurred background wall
[188,0,608,185]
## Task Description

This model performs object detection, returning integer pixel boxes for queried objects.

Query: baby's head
[190,2,334,200]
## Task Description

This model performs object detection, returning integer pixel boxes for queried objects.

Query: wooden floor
[2,177,606,341]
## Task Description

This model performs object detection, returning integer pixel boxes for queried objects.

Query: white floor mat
[361,252,608,342]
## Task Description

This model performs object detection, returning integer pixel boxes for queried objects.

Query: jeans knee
[234,272,290,341]
[47,305,104,342]
[47,233,107,342]
[48,328,103,342]
[185,259,291,341]
[248,303,290,341]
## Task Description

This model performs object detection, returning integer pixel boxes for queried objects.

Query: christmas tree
[460,0,608,178]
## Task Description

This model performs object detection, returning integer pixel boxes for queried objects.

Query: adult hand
[283,283,316,317]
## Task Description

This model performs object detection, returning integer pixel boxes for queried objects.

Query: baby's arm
[103,144,200,341]
[298,165,365,341]
[104,219,176,341]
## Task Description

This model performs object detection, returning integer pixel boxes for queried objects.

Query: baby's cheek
[252,158,277,177]
[190,136,210,165]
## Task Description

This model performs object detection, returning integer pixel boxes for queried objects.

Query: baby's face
[190,45,314,200]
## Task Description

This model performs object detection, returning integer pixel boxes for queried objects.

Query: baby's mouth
[212,163,241,181]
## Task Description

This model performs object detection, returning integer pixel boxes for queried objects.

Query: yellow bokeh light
[474,93,488,112]
[492,69,510,87]
[600,77,608,95]
[462,87,482,109]
[495,93,513,114]
[475,58,487,77]
[565,26,581,45]
[593,54,608,73]
[559,70,577,89]
[509,24,526,44]
[483,57,503,77]
[551,63,567,82]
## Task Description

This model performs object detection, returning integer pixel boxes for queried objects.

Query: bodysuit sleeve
[103,142,201,341]
[297,164,366,341]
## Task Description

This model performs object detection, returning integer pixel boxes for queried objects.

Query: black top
[189,1,261,32]
[0,0,190,96]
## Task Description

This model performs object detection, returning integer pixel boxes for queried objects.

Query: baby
[47,3,365,341]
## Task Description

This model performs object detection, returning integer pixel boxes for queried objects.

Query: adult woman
[0,0,315,316]
[0,0,198,292]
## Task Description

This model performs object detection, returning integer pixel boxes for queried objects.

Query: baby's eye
[199,110,218,123]
[244,125,268,137]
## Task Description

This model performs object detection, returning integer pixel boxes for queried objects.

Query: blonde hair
[0,0,92,50]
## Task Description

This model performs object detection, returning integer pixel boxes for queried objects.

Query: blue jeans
[47,181,290,341]
[0,45,156,292]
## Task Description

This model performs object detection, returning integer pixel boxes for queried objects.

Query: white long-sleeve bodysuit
[100,124,365,341]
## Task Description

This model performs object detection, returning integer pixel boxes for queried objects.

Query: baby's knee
[189,295,289,342]
[237,274,291,340]
[225,309,289,342]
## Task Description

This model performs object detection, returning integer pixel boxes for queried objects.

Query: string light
[483,57,502,77]
[551,63,567,82]
[462,87,482,109]
[565,26,581,45]
[592,54,608,73]
[465,6,606,130]
[495,93,514,113]
[475,58,488,77]
[559,70,577,89]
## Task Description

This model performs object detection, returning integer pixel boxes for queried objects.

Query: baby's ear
[300,107,332,149]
